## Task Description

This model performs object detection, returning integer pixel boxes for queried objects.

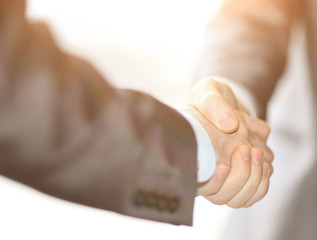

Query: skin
[186,78,274,208]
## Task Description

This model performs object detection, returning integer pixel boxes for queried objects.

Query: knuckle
[201,95,214,113]
[189,81,215,105]
[205,92,224,106]
[257,119,271,137]
[266,147,274,162]
[262,124,271,138]
[211,79,223,89]
[216,81,234,94]
[200,93,219,112]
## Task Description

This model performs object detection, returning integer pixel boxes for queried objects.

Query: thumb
[193,90,239,133]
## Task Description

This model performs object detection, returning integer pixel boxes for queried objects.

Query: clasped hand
[185,78,274,208]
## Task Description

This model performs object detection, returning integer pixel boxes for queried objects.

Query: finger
[226,148,263,208]
[245,114,271,141]
[197,162,231,196]
[244,162,271,207]
[206,145,251,205]
[189,79,240,133]
[248,131,274,163]
[190,90,239,133]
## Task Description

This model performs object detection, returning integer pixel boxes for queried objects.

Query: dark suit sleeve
[0,0,197,225]
[199,0,298,118]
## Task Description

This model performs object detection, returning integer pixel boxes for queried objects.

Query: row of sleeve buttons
[133,190,180,213]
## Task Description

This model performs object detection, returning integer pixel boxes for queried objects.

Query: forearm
[0,1,197,225]
[199,0,294,117]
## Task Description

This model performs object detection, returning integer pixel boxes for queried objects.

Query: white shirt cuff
[179,110,216,183]
[209,76,259,117]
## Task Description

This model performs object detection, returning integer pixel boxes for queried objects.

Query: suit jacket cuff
[179,110,216,183]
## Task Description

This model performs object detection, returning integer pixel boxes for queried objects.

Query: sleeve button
[145,192,157,208]
[133,190,146,207]
[156,195,168,211]
[167,197,179,213]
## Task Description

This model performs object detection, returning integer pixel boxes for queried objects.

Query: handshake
[183,78,274,208]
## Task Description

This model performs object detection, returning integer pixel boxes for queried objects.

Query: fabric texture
[0,0,198,226]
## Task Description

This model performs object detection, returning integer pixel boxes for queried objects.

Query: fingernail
[262,163,270,178]
[252,148,263,165]
[219,112,237,131]
[216,166,231,180]
[240,146,251,161]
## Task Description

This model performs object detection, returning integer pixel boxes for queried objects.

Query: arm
[0,0,197,225]
[197,0,295,118]
[187,0,296,205]
[0,0,274,225]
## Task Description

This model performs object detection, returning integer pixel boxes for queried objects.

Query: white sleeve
[179,111,216,183]
[210,76,259,117]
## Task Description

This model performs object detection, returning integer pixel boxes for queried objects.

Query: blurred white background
[0,1,233,239]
